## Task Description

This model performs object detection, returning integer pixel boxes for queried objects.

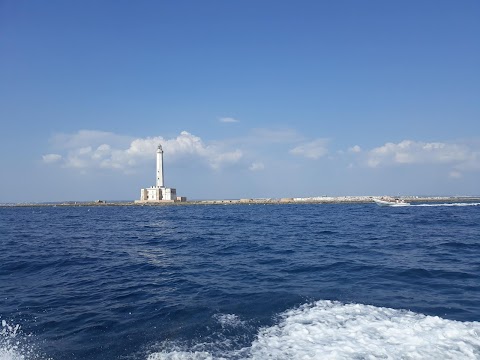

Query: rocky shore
[3,196,480,207]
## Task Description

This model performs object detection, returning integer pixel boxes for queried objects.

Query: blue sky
[1,1,479,202]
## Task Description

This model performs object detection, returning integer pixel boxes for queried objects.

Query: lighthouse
[156,145,164,188]
[136,144,186,203]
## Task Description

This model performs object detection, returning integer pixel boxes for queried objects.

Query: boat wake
[3,301,480,359]
[0,319,49,360]
[413,202,480,207]
[147,300,480,360]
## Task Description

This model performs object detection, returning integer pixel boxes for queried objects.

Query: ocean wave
[147,300,480,360]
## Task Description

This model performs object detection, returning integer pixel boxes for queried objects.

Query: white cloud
[358,139,480,179]
[77,146,92,155]
[349,145,362,153]
[50,130,132,149]
[366,140,472,168]
[249,162,265,171]
[209,150,243,170]
[449,171,463,179]
[455,150,480,172]
[290,139,329,160]
[210,128,304,150]
[45,130,242,172]
[42,153,62,163]
[219,117,239,123]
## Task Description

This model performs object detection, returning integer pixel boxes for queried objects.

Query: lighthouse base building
[139,186,177,202]
[135,145,186,203]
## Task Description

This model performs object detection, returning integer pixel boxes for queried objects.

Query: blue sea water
[1,203,480,359]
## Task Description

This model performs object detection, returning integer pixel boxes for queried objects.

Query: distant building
[135,145,186,203]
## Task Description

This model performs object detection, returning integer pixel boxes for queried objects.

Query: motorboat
[373,197,410,207]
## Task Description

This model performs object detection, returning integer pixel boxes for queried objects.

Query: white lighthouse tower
[156,144,164,188]
[136,144,186,203]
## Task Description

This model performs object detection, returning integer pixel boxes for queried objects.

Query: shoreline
[2,196,480,207]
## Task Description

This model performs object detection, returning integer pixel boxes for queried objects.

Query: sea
[1,202,480,359]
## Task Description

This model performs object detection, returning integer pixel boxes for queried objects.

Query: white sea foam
[213,314,245,329]
[0,320,25,360]
[0,320,48,360]
[247,300,480,359]
[147,300,480,360]
[148,350,214,360]
[414,202,480,207]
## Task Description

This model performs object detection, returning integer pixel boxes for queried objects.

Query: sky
[1,0,479,202]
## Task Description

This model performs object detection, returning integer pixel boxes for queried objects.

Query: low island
[3,195,480,207]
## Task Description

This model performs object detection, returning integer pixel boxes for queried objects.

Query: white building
[136,145,186,203]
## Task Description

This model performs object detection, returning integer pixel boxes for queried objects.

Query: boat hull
[373,199,410,207]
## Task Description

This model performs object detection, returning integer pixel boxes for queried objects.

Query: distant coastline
[2,196,480,207]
